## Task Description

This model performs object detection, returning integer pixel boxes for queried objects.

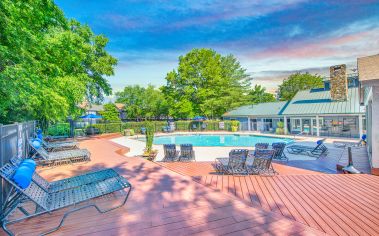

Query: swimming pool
[146,134,293,147]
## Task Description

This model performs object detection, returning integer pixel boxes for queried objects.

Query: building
[357,54,379,175]
[224,64,366,139]
[79,102,127,120]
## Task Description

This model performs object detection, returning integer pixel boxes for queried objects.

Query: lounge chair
[29,139,91,166]
[0,162,131,236]
[35,131,78,151]
[272,142,288,161]
[162,144,179,162]
[253,143,269,155]
[214,149,249,175]
[247,149,276,175]
[179,144,195,161]
[10,156,120,193]
[286,139,328,158]
[334,135,367,148]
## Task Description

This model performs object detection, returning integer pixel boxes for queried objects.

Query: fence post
[0,124,3,211]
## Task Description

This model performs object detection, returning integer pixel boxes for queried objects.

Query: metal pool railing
[0,121,36,214]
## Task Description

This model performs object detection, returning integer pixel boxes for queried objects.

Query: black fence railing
[0,121,36,215]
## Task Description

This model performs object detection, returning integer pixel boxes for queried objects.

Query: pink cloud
[250,28,379,60]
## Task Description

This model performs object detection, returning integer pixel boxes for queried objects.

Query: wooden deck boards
[0,137,322,236]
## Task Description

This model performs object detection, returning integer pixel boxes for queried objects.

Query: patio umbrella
[80,114,103,126]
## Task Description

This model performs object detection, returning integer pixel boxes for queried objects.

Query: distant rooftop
[223,101,288,117]
[281,87,364,115]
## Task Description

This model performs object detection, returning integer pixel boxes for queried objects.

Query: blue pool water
[146,134,293,147]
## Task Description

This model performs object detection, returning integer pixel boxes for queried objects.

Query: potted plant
[142,121,158,160]
[230,120,240,132]
[275,121,285,135]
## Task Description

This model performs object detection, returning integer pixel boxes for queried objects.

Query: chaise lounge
[29,139,91,166]
[0,162,132,236]
[286,139,328,158]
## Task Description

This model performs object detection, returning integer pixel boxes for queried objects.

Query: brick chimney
[330,64,348,101]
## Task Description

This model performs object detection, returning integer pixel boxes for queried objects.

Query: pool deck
[2,134,377,236]
[113,132,371,174]
[1,136,324,236]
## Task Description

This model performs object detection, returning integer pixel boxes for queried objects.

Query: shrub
[92,122,122,133]
[230,120,240,132]
[47,123,70,136]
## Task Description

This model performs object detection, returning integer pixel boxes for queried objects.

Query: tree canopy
[278,73,324,101]
[248,85,276,104]
[115,85,169,120]
[0,0,117,124]
[100,104,120,121]
[162,48,251,119]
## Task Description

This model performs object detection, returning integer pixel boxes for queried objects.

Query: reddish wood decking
[0,137,323,236]
[161,161,379,236]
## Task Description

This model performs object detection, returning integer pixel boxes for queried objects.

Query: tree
[162,48,251,119]
[248,85,276,104]
[115,85,168,119]
[100,104,120,121]
[0,0,117,124]
[278,73,323,101]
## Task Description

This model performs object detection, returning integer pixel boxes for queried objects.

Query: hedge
[47,123,70,136]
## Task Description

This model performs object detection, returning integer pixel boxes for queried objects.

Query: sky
[55,0,379,94]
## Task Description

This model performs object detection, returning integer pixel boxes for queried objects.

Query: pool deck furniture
[272,142,288,161]
[9,156,120,193]
[286,139,328,158]
[41,139,78,152]
[247,149,276,176]
[3,135,379,235]
[214,149,249,175]
[29,140,91,166]
[162,144,179,162]
[179,144,195,161]
[0,162,132,236]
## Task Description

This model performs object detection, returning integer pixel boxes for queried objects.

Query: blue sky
[55,0,379,93]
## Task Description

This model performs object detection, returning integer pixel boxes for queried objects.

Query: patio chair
[9,156,120,193]
[0,162,132,236]
[247,149,276,175]
[253,143,269,155]
[214,149,249,175]
[179,144,195,161]
[272,142,288,161]
[286,139,328,158]
[29,139,91,166]
[162,144,179,162]
[34,132,78,151]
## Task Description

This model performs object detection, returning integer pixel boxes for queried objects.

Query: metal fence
[0,121,36,211]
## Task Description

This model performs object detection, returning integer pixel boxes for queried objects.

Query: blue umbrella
[193,116,206,121]
[80,114,103,119]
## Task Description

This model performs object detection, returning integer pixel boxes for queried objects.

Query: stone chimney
[330,64,348,101]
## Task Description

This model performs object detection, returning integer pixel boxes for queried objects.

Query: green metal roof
[223,101,288,117]
[281,87,364,115]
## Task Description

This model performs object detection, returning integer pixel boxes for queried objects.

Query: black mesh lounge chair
[41,139,78,152]
[286,139,328,158]
[29,140,90,166]
[247,149,276,175]
[10,157,120,193]
[179,144,195,161]
[214,149,249,175]
[162,144,179,162]
[272,142,288,161]
[0,162,132,236]
[253,143,269,155]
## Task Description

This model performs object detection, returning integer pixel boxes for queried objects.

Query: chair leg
[40,186,132,235]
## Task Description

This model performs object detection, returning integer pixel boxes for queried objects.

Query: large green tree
[162,48,251,119]
[100,104,121,121]
[0,0,117,124]
[115,85,168,119]
[248,85,276,104]
[278,73,323,101]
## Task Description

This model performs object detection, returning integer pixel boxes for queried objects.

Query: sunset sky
[55,0,379,92]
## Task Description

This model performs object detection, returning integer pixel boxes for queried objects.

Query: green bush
[92,122,122,134]
[47,123,70,136]
[230,120,240,132]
